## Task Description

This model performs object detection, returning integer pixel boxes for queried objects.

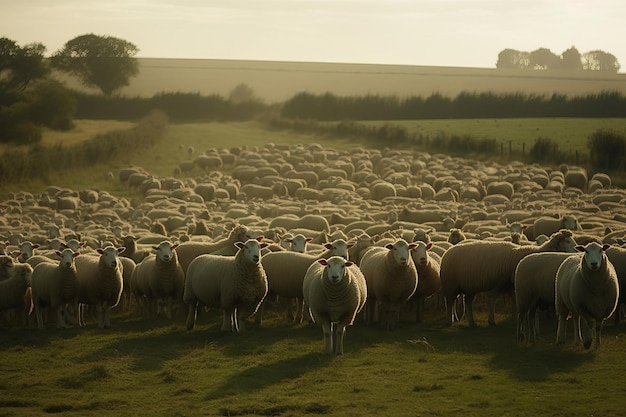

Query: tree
[51,34,139,96]
[228,83,259,104]
[0,37,49,97]
[560,46,583,71]
[496,49,530,69]
[529,48,561,70]
[582,50,621,73]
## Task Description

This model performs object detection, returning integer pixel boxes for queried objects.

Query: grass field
[54,58,626,103]
[2,303,626,417]
[2,118,626,416]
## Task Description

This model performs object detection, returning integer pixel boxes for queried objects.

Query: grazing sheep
[75,246,125,328]
[359,239,418,329]
[0,263,33,327]
[556,242,619,350]
[409,242,441,323]
[440,229,578,327]
[302,257,367,355]
[131,241,184,319]
[259,239,351,323]
[514,252,575,344]
[31,249,80,329]
[175,224,252,274]
[184,237,268,332]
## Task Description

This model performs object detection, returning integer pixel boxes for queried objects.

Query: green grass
[2,304,625,417]
[361,117,626,156]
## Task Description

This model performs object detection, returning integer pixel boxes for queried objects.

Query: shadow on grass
[204,351,332,401]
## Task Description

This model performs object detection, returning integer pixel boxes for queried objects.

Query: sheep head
[318,257,353,284]
[576,242,611,272]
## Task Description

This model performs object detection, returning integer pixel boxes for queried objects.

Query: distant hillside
[54,58,626,103]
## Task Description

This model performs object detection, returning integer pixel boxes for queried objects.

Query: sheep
[16,241,40,263]
[119,235,151,264]
[130,241,184,319]
[555,242,619,350]
[514,252,575,344]
[0,263,33,327]
[258,239,351,323]
[31,248,80,329]
[175,224,252,274]
[184,237,268,332]
[525,214,581,241]
[605,246,626,325]
[75,246,125,328]
[408,242,441,323]
[282,233,312,253]
[440,229,578,327]
[0,255,15,280]
[359,239,418,329]
[302,257,367,355]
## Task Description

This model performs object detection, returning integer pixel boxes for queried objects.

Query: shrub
[587,129,626,171]
[529,137,559,162]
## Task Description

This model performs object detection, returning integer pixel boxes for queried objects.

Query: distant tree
[0,37,49,96]
[496,49,530,69]
[228,83,259,103]
[560,46,583,71]
[583,50,621,73]
[529,48,561,70]
[51,34,139,95]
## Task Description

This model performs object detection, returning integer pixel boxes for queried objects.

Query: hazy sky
[1,0,623,69]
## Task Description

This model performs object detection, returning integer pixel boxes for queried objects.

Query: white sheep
[0,263,33,327]
[440,229,578,327]
[283,233,312,253]
[409,241,441,323]
[75,246,125,328]
[555,242,619,350]
[258,239,351,324]
[302,256,367,355]
[130,241,184,319]
[184,237,268,332]
[31,248,80,329]
[359,239,418,329]
[16,241,40,263]
[175,224,252,274]
[514,252,575,344]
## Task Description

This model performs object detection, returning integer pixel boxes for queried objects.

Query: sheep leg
[333,324,346,356]
[35,305,45,329]
[556,313,567,344]
[572,314,582,346]
[322,321,333,354]
[186,303,198,330]
[56,306,66,329]
[464,294,477,327]
[488,294,498,326]
[594,320,602,350]
[579,314,594,350]
[221,307,236,332]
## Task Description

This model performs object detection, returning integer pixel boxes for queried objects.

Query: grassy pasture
[54,58,626,103]
[2,304,626,416]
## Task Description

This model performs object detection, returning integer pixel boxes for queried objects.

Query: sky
[1,0,624,70]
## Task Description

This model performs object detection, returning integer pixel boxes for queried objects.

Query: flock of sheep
[0,141,624,355]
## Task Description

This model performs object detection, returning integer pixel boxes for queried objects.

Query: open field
[53,58,626,103]
[2,303,626,417]
[2,119,626,416]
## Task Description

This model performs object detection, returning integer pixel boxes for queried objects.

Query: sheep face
[412,242,433,268]
[562,215,580,231]
[385,239,416,267]
[549,230,578,253]
[97,246,125,268]
[9,262,33,284]
[64,239,85,252]
[318,257,353,284]
[0,255,14,276]
[152,241,178,262]
[55,248,80,268]
[286,234,311,253]
[412,228,432,243]
[323,239,350,259]
[577,242,610,272]
[19,241,40,260]
[235,237,267,264]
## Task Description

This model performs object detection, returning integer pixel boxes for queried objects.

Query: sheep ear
[306,237,313,242]
[324,243,332,249]
[33,244,40,249]
[426,242,433,250]
[235,242,245,249]
[256,236,264,242]
[55,250,62,257]
[171,244,179,250]
[575,245,585,252]
[74,252,80,258]
[317,259,328,266]
[385,244,394,250]
[117,247,126,254]
[344,261,353,267]
[152,246,159,252]
[259,242,268,249]
[409,244,418,250]
[602,244,611,252]
[97,248,104,255]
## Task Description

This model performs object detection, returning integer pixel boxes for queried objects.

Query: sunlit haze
[1,0,623,70]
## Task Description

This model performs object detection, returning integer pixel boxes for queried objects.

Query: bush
[587,129,626,171]
[529,137,559,162]
[26,80,76,131]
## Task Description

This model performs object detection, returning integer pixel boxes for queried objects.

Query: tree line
[496,46,620,72]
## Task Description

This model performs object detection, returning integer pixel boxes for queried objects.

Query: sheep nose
[252,255,259,263]
[590,262,598,270]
